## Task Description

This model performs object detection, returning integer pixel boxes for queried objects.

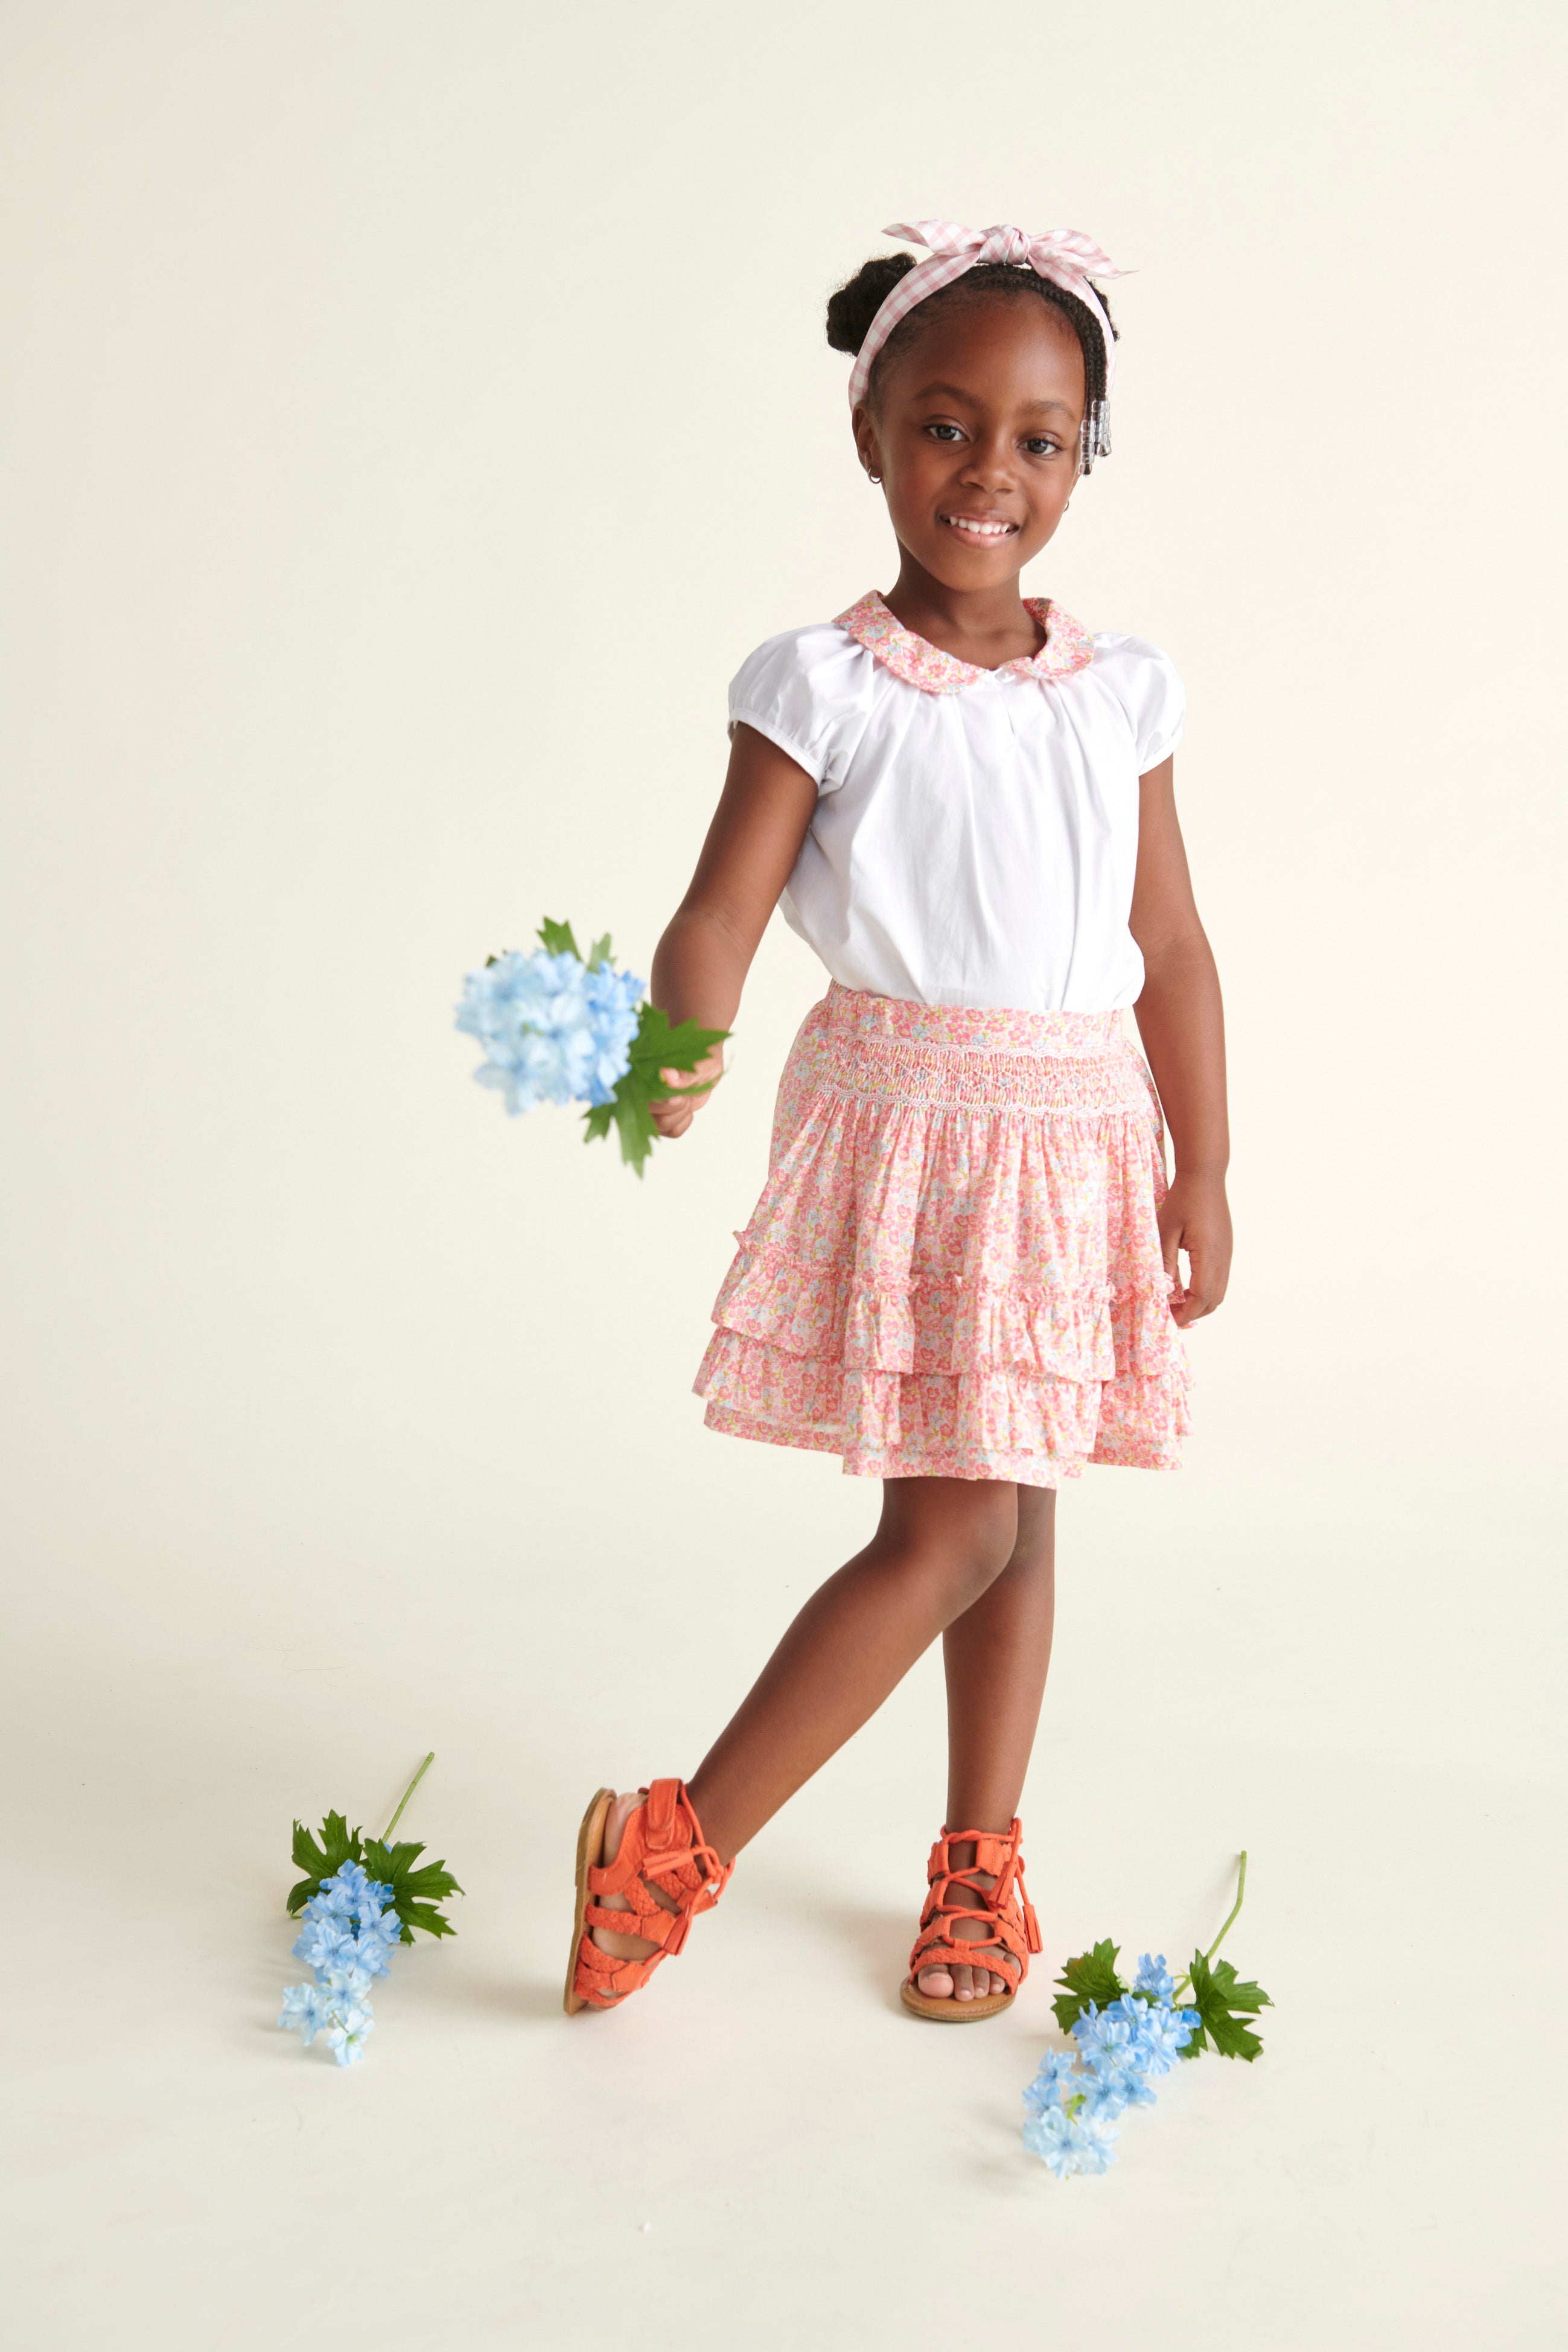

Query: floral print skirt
[693,983,1190,1488]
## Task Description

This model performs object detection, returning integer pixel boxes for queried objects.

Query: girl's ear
[851,401,883,485]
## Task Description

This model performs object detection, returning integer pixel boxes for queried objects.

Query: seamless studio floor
[4,1428,1561,2348]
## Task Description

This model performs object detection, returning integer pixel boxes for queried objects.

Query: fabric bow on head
[845,218,1129,417]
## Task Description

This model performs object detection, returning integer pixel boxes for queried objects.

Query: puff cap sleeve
[727,624,872,793]
[1091,633,1186,772]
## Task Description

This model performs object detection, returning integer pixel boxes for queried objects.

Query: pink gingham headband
[846,220,1129,466]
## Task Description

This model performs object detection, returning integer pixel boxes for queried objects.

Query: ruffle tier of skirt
[693,985,1191,1488]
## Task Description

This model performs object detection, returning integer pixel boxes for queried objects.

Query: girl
[567,220,1231,2021]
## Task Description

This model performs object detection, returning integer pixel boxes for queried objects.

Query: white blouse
[730,591,1184,1015]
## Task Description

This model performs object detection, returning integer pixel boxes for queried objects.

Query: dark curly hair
[825,252,1117,469]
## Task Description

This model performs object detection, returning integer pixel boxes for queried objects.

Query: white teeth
[946,517,1012,537]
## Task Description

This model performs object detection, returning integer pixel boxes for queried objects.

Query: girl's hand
[1158,1170,1232,1326]
[650,1047,725,1141]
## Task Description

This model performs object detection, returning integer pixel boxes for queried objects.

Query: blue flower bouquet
[1024,1852,1272,2177]
[456,919,729,1174]
[278,1752,461,2067]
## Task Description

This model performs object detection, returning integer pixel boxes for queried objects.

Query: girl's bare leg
[687,1476,1025,1855]
[587,1477,1021,1979]
[917,1486,1056,2001]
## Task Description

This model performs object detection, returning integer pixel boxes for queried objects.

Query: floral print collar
[833,590,1095,695]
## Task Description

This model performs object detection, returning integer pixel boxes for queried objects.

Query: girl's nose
[961,445,1015,488]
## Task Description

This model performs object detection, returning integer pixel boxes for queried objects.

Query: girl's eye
[924,422,965,443]
[1024,436,1062,457]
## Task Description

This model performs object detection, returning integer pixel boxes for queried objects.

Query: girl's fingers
[650,1051,724,1141]
[658,1061,720,1101]
[1158,1214,1188,1312]
[1173,1245,1226,1322]
[1188,1249,1211,1316]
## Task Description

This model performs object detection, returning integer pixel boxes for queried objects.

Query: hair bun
[824,252,916,355]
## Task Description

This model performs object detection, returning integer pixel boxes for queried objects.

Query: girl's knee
[966,1488,1021,1579]
[886,1479,1019,1607]
[956,1515,1021,1604]
[1004,1486,1056,1575]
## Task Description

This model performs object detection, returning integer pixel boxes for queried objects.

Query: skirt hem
[700,1401,1183,1488]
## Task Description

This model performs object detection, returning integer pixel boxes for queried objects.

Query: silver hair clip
[1078,401,1112,474]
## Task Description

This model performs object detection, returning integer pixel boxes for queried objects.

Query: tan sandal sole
[563,1785,615,2015]
[900,1977,1017,2023]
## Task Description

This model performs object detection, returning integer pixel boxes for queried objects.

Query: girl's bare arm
[649,723,818,1138]
[1127,757,1232,1324]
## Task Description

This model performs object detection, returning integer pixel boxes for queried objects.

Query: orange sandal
[565,1780,733,2014]
[900,1818,1042,2022]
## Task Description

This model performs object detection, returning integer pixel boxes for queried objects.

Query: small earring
[867,471,882,486]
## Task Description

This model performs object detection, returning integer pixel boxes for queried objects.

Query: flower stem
[1174,1851,1248,2001]
[381,1751,435,1842]
[1203,1850,1248,1966]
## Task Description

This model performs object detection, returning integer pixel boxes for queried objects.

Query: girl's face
[854,297,1086,590]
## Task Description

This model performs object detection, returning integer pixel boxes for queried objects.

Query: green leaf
[397,1865,464,1904]
[361,1843,463,1906]
[1051,1938,1127,2035]
[582,1101,614,1143]
[625,1004,730,1088]
[537,917,582,960]
[365,1838,422,1878]
[290,1821,322,1876]
[291,1811,363,1879]
[360,1835,464,1943]
[286,1811,365,1916]
[395,1901,459,1942]
[587,933,613,969]
[1187,1951,1272,2062]
[615,1091,658,1177]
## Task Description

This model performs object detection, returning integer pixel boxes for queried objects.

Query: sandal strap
[907,1817,1042,1985]
[588,1780,730,1907]
[583,1897,686,1951]
[573,1931,664,2005]
[573,1778,732,2007]
[909,1914,1030,1979]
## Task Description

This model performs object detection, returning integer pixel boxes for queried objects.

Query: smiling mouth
[939,513,1020,542]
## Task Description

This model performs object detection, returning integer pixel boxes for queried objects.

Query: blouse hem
[1138,722,1184,772]
[728,707,826,786]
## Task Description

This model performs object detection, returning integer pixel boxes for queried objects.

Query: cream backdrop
[3,3,1564,2346]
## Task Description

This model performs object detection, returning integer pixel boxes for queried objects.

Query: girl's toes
[917,1965,955,1998]
[953,1965,976,2001]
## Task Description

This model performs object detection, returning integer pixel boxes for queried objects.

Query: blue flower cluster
[278,1861,403,2067]
[456,949,645,1115]
[1022,1955,1200,2178]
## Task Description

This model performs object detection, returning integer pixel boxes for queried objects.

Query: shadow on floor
[737,1868,913,2011]
[412,1965,567,2022]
